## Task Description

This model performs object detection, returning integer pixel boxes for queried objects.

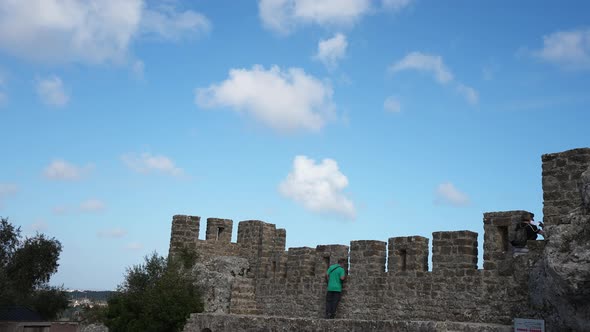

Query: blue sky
[1,0,589,290]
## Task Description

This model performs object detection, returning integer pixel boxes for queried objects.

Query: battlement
[169,211,537,280]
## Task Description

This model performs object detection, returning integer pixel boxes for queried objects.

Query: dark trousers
[325,291,342,319]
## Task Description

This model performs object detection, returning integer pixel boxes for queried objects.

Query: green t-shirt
[326,264,345,292]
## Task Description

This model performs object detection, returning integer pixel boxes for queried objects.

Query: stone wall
[183,313,513,332]
[169,215,541,324]
[170,147,590,331]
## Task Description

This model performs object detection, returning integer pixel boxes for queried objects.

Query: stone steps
[230,278,260,315]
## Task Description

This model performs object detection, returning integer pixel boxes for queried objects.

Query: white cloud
[0,183,18,208]
[0,0,209,65]
[435,182,470,207]
[43,159,91,180]
[80,199,106,213]
[98,227,127,238]
[314,33,348,69]
[279,155,356,219]
[196,65,336,133]
[384,96,401,113]
[532,28,590,70]
[456,84,479,105]
[126,242,143,251]
[122,152,184,176]
[36,76,69,107]
[389,52,453,83]
[389,52,479,105]
[259,0,411,34]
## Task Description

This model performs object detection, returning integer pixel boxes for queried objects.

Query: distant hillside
[67,290,116,302]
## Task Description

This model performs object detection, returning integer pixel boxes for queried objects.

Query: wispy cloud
[389,52,478,105]
[132,59,145,79]
[98,227,127,238]
[456,84,479,105]
[314,33,348,69]
[122,152,185,176]
[389,52,453,83]
[532,28,590,70]
[196,65,336,133]
[36,76,69,107]
[43,159,92,181]
[382,0,414,11]
[79,199,106,213]
[0,74,6,106]
[259,0,412,35]
[434,182,470,207]
[52,206,69,216]
[126,242,143,251]
[0,183,18,208]
[384,96,401,113]
[30,220,48,232]
[279,155,356,219]
[141,5,210,41]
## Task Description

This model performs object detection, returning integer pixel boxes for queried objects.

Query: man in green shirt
[325,258,346,319]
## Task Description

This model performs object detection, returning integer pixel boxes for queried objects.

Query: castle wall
[169,213,545,324]
[172,147,590,331]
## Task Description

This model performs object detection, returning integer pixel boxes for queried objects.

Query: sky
[0,0,589,290]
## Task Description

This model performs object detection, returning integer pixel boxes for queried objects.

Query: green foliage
[178,246,199,269]
[0,217,68,320]
[78,304,108,324]
[104,252,204,332]
[26,286,70,320]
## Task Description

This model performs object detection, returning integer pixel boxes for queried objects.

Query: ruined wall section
[542,148,590,225]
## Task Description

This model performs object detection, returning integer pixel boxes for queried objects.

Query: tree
[0,217,68,320]
[104,252,204,332]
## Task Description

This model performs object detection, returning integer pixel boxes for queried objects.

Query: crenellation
[387,236,429,273]
[432,231,478,271]
[168,215,200,259]
[315,244,349,276]
[483,211,531,271]
[205,218,233,243]
[286,247,316,279]
[349,240,387,277]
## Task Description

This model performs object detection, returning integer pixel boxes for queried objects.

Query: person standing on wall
[511,213,545,257]
[325,258,347,319]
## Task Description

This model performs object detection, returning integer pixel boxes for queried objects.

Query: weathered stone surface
[191,256,250,313]
[580,166,590,214]
[182,313,513,332]
[530,213,590,331]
